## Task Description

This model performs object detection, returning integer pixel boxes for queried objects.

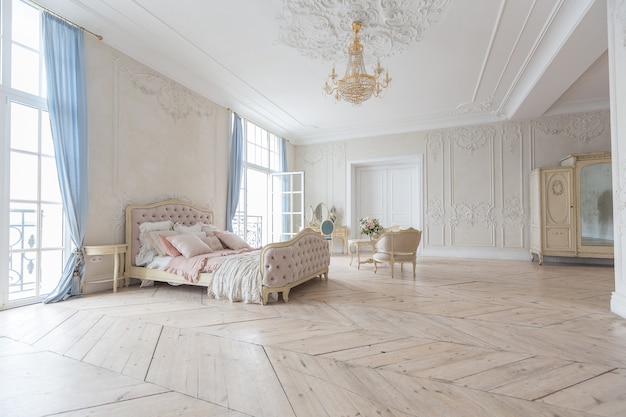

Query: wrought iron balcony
[8,208,37,296]
[231,214,262,248]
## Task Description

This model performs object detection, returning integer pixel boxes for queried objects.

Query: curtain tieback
[73,248,84,276]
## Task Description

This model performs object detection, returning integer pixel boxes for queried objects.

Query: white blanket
[208,251,261,303]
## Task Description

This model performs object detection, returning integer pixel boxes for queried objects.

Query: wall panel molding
[295,109,610,259]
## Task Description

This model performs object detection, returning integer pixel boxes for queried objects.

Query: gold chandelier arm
[323,21,390,105]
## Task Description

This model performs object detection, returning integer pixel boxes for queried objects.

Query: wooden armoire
[530,152,613,264]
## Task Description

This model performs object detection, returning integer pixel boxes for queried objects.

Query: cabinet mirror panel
[580,162,613,246]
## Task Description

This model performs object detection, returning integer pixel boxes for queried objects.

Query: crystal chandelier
[323,22,391,105]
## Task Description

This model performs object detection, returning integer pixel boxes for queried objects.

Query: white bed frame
[125,199,330,304]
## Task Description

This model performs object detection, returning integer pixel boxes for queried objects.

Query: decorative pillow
[200,235,224,251]
[214,230,252,250]
[149,230,180,256]
[166,233,212,258]
[173,222,204,233]
[159,234,182,257]
[201,224,220,236]
[136,220,173,266]
[140,220,173,234]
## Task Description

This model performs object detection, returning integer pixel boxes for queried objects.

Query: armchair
[372,227,422,278]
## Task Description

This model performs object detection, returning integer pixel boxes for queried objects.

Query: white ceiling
[36,0,610,145]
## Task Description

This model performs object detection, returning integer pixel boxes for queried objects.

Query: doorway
[348,155,423,238]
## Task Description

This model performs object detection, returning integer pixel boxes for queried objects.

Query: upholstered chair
[372,227,422,278]
[320,218,335,252]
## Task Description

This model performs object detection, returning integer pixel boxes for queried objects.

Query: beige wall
[296,111,612,260]
[82,38,230,288]
[79,35,612,288]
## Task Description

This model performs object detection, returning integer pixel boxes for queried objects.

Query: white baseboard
[611,291,626,319]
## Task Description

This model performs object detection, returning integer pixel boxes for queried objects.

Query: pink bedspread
[163,248,259,283]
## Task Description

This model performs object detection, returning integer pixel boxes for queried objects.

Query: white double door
[355,162,420,232]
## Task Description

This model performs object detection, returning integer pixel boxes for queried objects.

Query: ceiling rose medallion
[277,0,450,104]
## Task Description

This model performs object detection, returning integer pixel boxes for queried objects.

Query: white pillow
[140,220,173,234]
[173,222,204,233]
[214,231,252,250]
[201,224,220,236]
[166,233,212,258]
[136,220,173,265]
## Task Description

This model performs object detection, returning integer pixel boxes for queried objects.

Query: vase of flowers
[359,217,383,239]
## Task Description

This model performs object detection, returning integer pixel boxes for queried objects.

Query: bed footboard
[260,228,330,304]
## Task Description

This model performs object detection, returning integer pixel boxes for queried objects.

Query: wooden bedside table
[83,244,128,293]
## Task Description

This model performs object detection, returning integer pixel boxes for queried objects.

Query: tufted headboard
[125,199,214,267]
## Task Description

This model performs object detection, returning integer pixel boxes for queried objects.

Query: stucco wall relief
[426,198,446,226]
[449,125,495,154]
[426,132,443,162]
[450,201,496,228]
[116,58,214,122]
[502,123,522,155]
[502,196,525,227]
[531,111,609,143]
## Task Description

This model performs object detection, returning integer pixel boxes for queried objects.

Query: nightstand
[83,244,128,293]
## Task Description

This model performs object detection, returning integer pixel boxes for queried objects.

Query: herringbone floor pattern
[1,255,625,416]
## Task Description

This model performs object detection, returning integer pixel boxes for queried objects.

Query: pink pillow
[214,230,252,250]
[166,233,212,258]
[150,230,181,256]
[159,234,181,257]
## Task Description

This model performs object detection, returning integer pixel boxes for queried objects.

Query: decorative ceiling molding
[277,0,450,61]
[452,95,508,119]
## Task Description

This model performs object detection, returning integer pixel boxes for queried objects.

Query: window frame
[0,0,69,309]
[232,117,283,247]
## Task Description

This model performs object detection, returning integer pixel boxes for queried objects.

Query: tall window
[1,0,67,308]
[232,117,283,247]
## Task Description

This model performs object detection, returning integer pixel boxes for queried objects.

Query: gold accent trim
[27,0,103,40]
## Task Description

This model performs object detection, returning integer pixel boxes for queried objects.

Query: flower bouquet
[359,217,383,239]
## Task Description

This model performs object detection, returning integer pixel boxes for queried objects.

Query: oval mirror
[305,205,314,226]
[314,203,329,223]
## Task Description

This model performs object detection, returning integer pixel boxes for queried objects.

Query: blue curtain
[41,12,89,303]
[226,113,244,232]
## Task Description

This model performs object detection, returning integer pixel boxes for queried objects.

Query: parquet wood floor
[1,255,624,416]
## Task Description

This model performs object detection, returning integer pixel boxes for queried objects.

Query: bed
[124,199,330,304]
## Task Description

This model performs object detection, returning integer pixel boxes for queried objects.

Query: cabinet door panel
[545,228,573,249]
[541,168,574,253]
[544,171,572,227]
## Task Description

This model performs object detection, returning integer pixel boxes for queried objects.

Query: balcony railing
[232,214,262,248]
[8,209,37,296]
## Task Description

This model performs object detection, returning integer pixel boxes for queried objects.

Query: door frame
[347,154,424,242]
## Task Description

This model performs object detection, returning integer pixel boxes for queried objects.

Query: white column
[608,0,626,318]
